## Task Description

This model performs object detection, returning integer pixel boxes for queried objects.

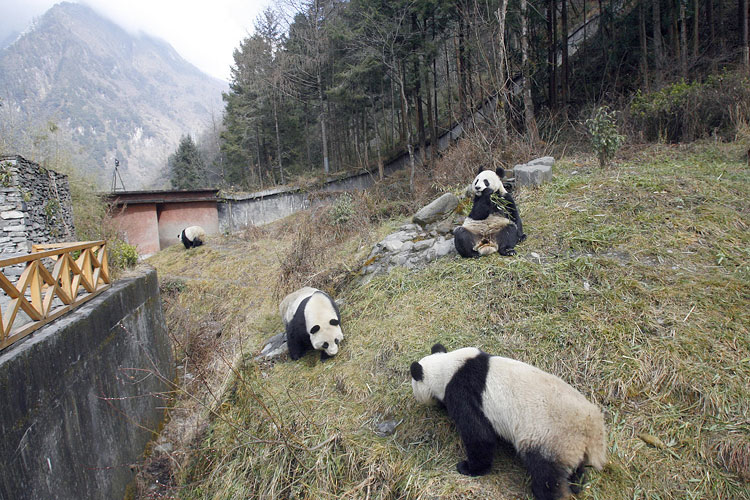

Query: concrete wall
[0,267,174,500]
[157,201,219,250]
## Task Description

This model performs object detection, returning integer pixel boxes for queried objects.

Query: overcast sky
[0,0,271,81]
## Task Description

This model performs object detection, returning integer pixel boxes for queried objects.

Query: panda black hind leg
[454,227,482,258]
[522,449,571,500]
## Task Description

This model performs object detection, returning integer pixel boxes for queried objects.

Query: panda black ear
[476,166,485,175]
[431,343,447,354]
[495,166,505,178]
[410,362,423,381]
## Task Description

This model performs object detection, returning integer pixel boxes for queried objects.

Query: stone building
[0,155,75,256]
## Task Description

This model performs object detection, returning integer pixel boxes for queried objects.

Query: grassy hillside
[145,142,749,499]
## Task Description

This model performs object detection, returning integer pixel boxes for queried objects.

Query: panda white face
[472,169,506,197]
[410,344,481,404]
[305,293,343,357]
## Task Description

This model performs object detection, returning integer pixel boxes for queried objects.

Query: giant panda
[410,344,606,500]
[454,167,525,258]
[279,287,343,361]
[178,225,206,249]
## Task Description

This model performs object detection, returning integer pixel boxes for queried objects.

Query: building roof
[105,189,220,205]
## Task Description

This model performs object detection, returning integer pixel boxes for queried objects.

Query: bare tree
[520,0,539,143]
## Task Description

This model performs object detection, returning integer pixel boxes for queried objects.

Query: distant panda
[178,226,206,249]
[410,344,606,500]
[454,167,525,258]
[279,287,343,361]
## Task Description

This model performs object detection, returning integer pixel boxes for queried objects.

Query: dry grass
[143,141,749,500]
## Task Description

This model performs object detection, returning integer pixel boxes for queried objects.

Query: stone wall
[0,155,75,256]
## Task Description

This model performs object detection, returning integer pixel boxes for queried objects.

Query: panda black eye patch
[322,342,329,349]
[310,325,320,334]
[330,319,340,326]
[484,179,489,186]
[334,338,340,345]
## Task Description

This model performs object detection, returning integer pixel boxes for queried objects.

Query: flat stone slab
[413,193,459,226]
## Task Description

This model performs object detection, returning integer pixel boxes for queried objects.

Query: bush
[586,106,625,167]
[629,70,750,142]
[328,193,355,226]
[109,239,138,270]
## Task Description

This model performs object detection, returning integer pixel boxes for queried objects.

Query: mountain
[0,2,227,188]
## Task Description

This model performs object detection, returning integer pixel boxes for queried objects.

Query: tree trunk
[743,0,750,71]
[425,67,437,168]
[272,94,284,184]
[547,0,557,110]
[495,0,509,146]
[398,63,416,193]
[693,0,699,58]
[561,0,569,110]
[457,25,467,117]
[679,0,688,76]
[653,0,663,86]
[316,66,329,175]
[521,0,540,143]
[639,0,650,91]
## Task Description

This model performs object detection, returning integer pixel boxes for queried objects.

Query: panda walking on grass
[178,225,206,249]
[410,343,606,500]
[280,287,343,361]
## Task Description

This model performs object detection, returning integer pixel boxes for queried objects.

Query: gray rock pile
[360,194,461,283]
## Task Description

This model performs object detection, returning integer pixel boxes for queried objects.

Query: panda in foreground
[454,167,525,258]
[178,225,206,249]
[279,287,343,361]
[410,344,606,500]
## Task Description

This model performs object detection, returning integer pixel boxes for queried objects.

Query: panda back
[279,287,318,326]
[481,356,604,467]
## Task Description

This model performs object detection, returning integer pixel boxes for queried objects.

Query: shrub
[629,70,750,142]
[328,193,355,226]
[109,239,138,270]
[586,106,625,167]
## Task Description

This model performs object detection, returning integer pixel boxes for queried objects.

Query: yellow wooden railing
[0,241,110,350]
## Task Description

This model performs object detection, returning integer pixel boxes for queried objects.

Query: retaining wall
[0,266,174,500]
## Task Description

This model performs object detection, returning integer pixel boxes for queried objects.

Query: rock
[514,163,553,187]
[374,419,403,437]
[412,238,434,251]
[256,332,288,361]
[434,237,455,258]
[383,239,404,252]
[527,156,555,167]
[0,211,24,220]
[412,193,459,226]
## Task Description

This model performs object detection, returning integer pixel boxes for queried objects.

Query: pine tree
[169,135,204,190]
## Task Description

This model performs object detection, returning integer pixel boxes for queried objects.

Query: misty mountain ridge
[0,2,227,188]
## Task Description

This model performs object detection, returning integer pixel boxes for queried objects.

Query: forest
[169,0,750,191]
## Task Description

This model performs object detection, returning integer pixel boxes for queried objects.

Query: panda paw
[499,248,516,256]
[457,460,488,477]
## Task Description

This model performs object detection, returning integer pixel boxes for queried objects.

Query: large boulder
[412,193,459,226]
[513,156,554,187]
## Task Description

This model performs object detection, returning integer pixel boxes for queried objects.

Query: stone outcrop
[513,156,554,187]
[412,193,459,225]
